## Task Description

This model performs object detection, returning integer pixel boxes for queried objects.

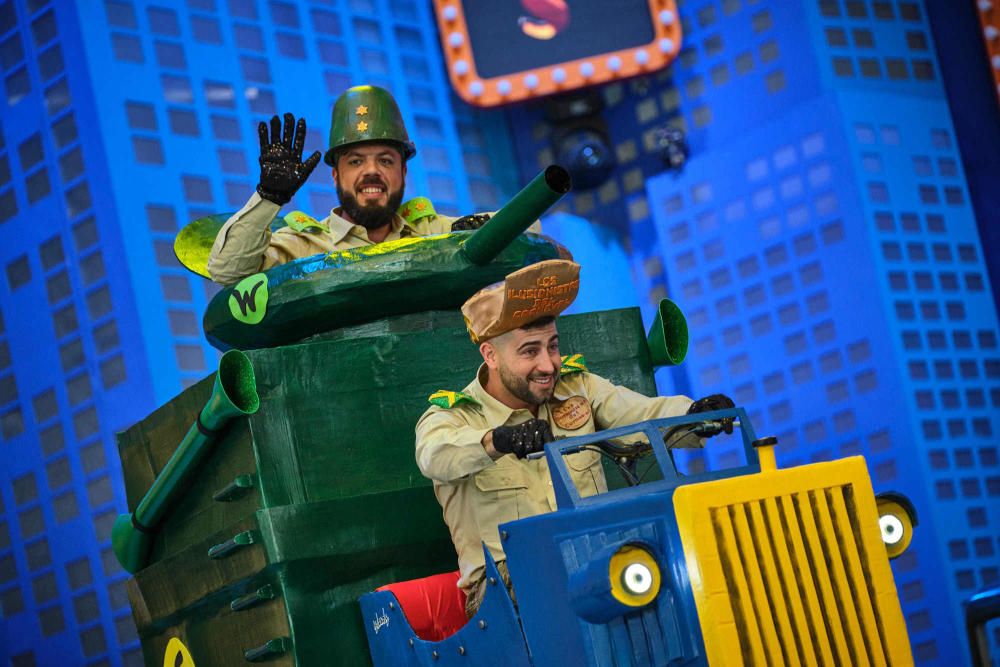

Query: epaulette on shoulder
[283,210,330,233]
[560,354,588,376]
[428,389,480,409]
[398,197,437,225]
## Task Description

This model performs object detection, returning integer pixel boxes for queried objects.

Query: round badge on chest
[551,395,591,431]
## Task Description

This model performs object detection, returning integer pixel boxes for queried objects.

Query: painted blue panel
[539,212,641,316]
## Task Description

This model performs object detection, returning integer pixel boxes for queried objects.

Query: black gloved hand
[256,113,322,206]
[450,213,491,231]
[687,394,735,414]
[491,419,554,459]
[687,393,736,434]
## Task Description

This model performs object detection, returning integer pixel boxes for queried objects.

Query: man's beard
[499,365,556,406]
[338,182,405,231]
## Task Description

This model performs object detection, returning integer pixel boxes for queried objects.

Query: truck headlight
[610,545,661,607]
[568,541,663,623]
[875,492,917,559]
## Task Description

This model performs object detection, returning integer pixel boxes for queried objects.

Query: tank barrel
[112,350,259,573]
[461,165,572,266]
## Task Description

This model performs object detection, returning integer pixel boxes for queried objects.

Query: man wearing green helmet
[208,85,480,285]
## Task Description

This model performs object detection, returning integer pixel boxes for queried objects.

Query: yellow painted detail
[757,442,777,472]
[356,120,369,132]
[163,637,196,667]
[355,104,368,116]
[323,233,455,262]
[608,544,661,607]
[673,456,913,666]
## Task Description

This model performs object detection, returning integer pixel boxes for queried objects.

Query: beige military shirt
[414,364,695,592]
[207,193,458,284]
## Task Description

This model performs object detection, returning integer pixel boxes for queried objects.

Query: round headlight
[879,514,904,545]
[875,492,917,559]
[622,562,654,595]
[609,545,661,607]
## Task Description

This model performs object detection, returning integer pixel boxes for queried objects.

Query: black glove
[450,213,491,231]
[256,113,321,206]
[491,419,554,459]
[686,393,736,434]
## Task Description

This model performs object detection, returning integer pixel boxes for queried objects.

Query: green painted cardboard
[118,307,660,665]
[202,232,562,350]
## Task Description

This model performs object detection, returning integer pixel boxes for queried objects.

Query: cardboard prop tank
[115,166,918,666]
[114,167,664,664]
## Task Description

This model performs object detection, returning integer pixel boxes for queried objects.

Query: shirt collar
[464,363,555,424]
[326,208,413,244]
[463,364,515,422]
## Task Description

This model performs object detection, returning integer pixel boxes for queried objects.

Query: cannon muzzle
[461,165,572,265]
[112,349,259,573]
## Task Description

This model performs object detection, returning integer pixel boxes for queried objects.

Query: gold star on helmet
[356,104,368,116]
[356,120,369,132]
[415,201,426,210]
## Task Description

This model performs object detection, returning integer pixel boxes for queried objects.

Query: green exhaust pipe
[647,299,688,367]
[461,165,572,266]
[112,350,260,574]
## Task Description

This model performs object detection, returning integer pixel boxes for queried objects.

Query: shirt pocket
[564,449,606,497]
[474,460,530,540]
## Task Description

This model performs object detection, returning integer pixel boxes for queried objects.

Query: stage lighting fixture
[546,92,616,191]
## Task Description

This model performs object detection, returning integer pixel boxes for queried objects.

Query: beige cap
[462,260,580,343]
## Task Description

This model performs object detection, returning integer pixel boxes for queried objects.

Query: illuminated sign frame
[433,0,682,108]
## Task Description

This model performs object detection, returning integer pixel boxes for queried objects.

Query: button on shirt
[208,193,458,284]
[414,365,695,593]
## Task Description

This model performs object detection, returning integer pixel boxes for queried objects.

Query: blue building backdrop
[0,0,997,665]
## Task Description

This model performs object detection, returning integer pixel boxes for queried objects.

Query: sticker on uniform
[372,607,390,634]
[551,395,591,430]
[228,273,268,325]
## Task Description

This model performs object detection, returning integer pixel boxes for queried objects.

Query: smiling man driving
[415,260,730,618]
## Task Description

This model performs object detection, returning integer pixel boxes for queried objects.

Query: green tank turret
[201,165,574,351]
[116,166,689,665]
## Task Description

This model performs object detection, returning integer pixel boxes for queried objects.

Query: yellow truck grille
[673,457,913,667]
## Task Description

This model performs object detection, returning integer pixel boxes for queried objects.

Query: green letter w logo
[228,273,269,324]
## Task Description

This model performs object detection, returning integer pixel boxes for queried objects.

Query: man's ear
[480,341,498,369]
[331,166,339,188]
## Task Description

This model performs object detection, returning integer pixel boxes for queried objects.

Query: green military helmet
[324,85,417,166]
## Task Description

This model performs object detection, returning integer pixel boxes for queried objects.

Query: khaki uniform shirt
[207,193,458,284]
[415,365,695,592]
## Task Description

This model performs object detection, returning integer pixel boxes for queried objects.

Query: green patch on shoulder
[428,390,480,409]
[398,197,437,225]
[560,354,588,375]
[284,210,330,233]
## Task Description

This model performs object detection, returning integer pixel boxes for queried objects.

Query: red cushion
[377,571,467,642]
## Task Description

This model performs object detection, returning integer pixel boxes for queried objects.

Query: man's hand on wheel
[256,112,321,206]
[687,393,736,434]
[491,419,554,459]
